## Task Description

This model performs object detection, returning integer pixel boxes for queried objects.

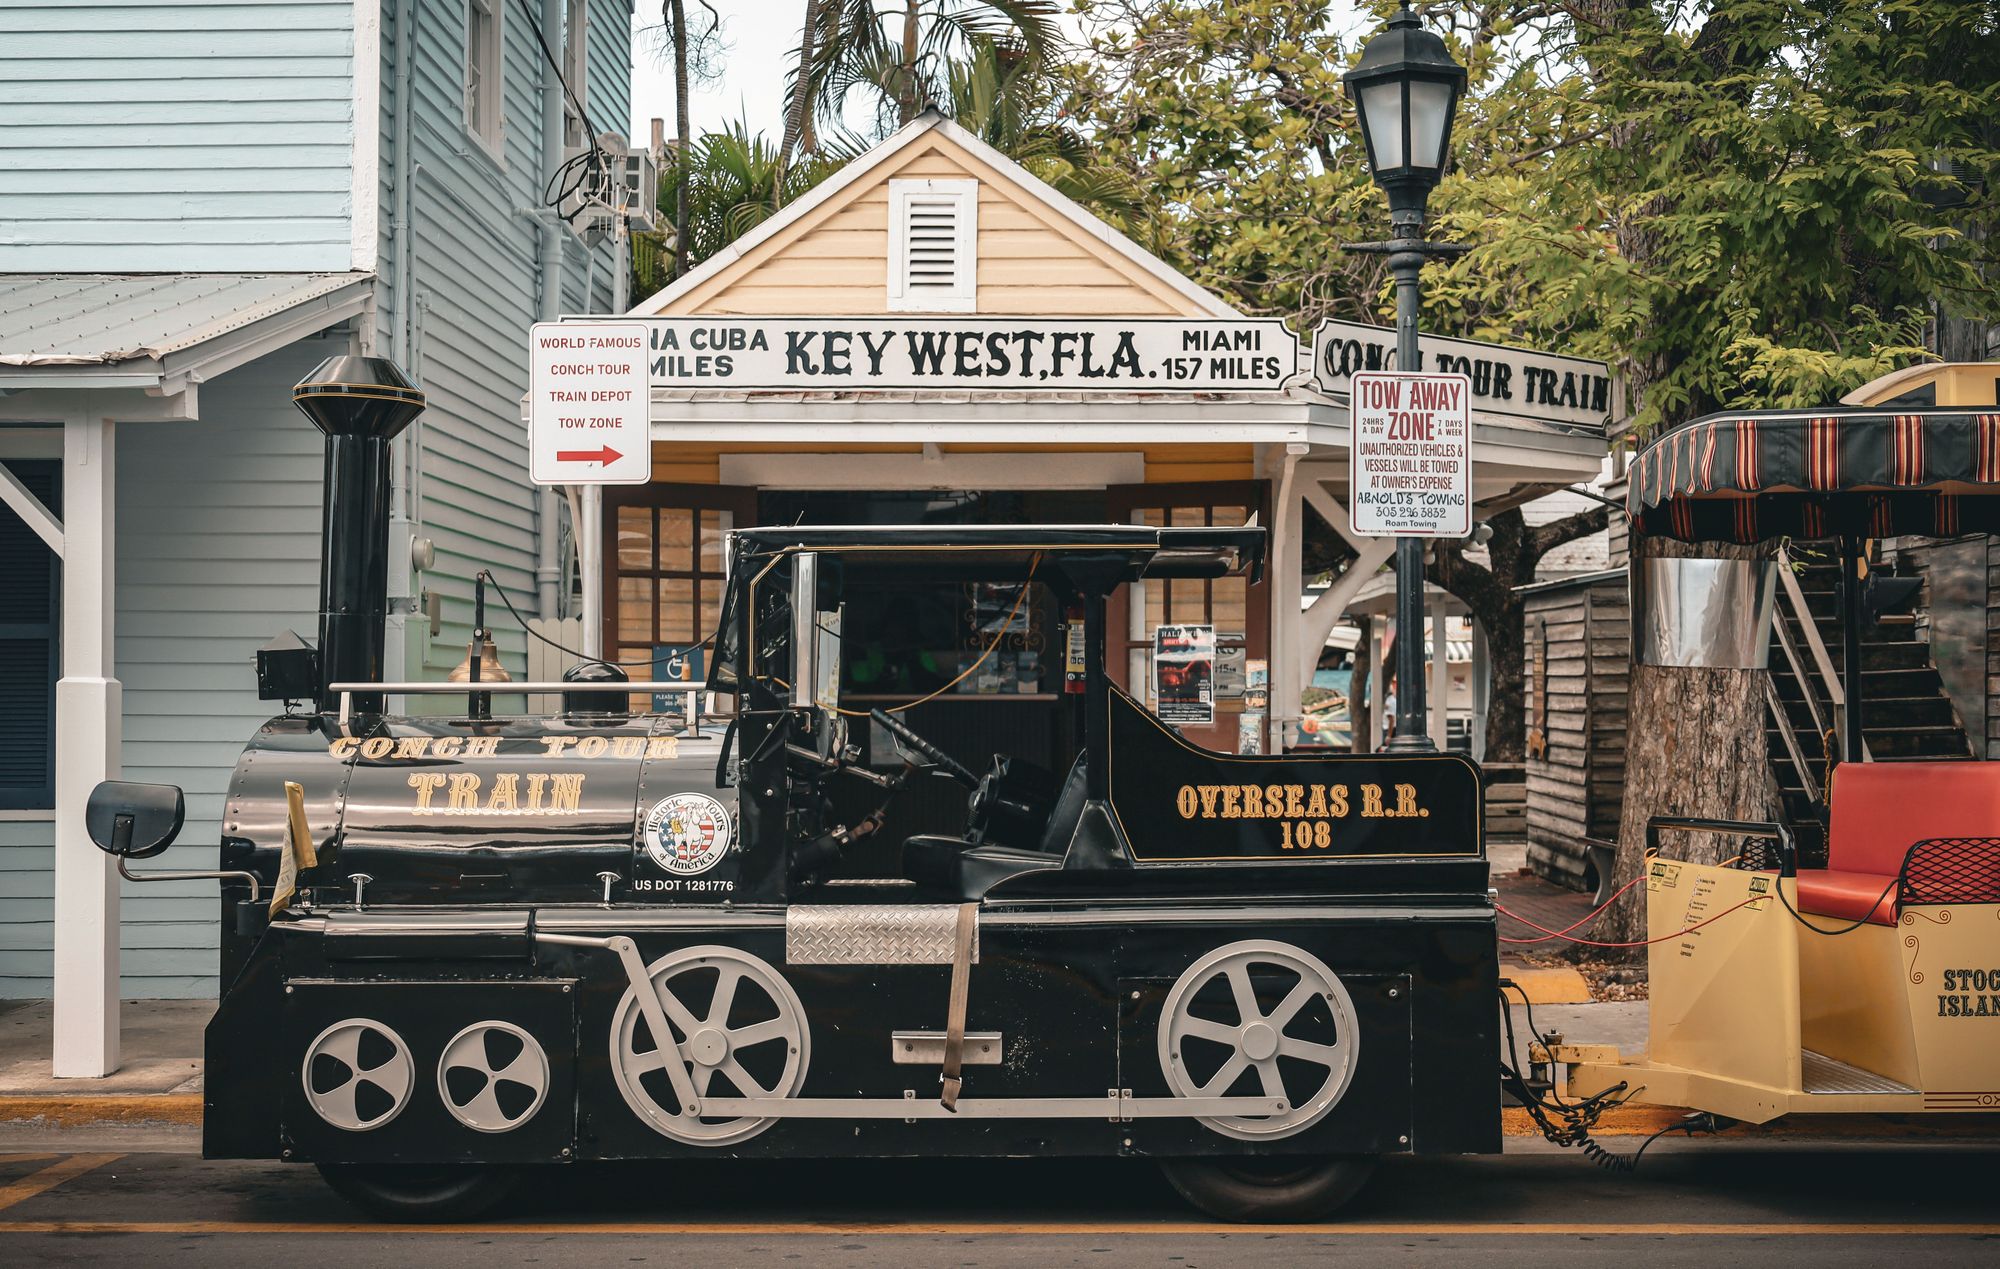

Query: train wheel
[1157,940,1360,1141]
[316,1163,522,1223]
[1158,1155,1376,1223]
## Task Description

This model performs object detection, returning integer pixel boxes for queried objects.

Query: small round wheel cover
[437,1022,551,1133]
[303,1019,415,1132]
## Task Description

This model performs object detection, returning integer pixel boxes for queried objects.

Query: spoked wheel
[1158,940,1361,1140]
[1159,1155,1378,1223]
[315,1162,523,1223]
[609,945,810,1145]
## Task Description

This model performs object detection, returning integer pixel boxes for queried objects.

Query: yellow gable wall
[648,133,1212,319]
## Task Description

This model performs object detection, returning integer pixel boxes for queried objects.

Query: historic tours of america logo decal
[644,793,734,874]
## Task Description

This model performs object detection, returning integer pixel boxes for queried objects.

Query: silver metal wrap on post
[1632,557,1778,668]
[785,904,981,966]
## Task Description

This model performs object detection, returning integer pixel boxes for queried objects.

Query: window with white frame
[465,0,503,152]
[888,179,978,312]
[562,0,589,147]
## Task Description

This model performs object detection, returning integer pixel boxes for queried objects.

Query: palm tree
[633,121,850,294]
[939,37,1144,221]
[657,1,723,277]
[796,1,1062,140]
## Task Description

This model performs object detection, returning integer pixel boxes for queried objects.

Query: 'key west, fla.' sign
[609,317,1301,394]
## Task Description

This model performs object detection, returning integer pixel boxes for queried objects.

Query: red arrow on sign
[557,445,623,465]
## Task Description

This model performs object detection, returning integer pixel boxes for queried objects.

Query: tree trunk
[778,0,825,200]
[1595,534,1775,945]
[899,4,923,124]
[1481,594,1527,763]
[669,0,690,279]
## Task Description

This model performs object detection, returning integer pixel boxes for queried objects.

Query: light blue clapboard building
[0,0,646,1069]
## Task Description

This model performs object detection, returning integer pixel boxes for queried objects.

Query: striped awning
[1626,409,2000,544]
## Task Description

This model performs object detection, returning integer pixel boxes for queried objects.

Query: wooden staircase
[1765,546,1975,867]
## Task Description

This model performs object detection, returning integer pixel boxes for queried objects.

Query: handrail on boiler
[327,681,708,726]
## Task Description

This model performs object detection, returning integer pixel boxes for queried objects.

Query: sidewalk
[0,1000,205,1141]
[1489,840,1601,1006]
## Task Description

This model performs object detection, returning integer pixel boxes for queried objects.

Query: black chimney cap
[293,355,425,439]
[256,630,321,702]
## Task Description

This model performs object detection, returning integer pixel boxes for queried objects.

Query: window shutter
[0,461,59,810]
[888,179,977,312]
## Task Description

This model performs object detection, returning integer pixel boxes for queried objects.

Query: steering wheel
[869,708,980,789]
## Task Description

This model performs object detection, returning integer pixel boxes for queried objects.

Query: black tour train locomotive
[88,358,1499,1222]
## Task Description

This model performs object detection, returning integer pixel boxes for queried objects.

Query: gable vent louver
[889,179,978,312]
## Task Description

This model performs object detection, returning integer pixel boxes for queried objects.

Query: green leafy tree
[799,1,1063,138]
[942,37,1145,216]
[1064,1,1612,764]
[632,122,848,294]
[1067,1,1998,796]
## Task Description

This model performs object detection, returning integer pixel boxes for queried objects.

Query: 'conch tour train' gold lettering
[405,771,588,816]
[326,735,679,761]
[1175,782,1428,851]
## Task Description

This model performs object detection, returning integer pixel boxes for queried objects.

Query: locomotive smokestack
[293,356,425,715]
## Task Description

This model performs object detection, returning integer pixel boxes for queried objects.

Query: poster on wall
[1154,624,1216,726]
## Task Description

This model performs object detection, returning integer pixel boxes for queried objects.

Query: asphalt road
[1,1146,1997,1266]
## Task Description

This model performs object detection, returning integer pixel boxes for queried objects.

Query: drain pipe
[534,0,567,621]
[385,0,421,680]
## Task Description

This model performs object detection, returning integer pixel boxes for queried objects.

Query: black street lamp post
[1344,5,1467,753]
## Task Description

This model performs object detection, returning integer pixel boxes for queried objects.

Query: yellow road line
[0,1155,122,1214]
[0,1220,1995,1236]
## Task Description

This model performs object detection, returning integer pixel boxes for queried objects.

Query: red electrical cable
[1496,893,1772,948]
[1495,871,1649,945]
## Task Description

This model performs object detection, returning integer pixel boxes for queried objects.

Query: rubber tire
[316,1163,523,1223]
[1159,1155,1377,1223]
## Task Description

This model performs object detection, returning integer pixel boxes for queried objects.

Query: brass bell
[447,635,512,683]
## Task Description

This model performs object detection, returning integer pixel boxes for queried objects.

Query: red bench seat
[1798,761,2000,925]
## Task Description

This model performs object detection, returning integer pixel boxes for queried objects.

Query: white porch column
[53,412,120,1078]
[1267,444,1308,753]
[1429,605,1450,751]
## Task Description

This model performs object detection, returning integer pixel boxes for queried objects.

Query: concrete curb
[0,1094,202,1128]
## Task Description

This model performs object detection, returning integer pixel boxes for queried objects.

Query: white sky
[627,2,807,145]
[624,2,1376,147]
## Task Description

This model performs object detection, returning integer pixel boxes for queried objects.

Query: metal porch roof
[0,272,368,366]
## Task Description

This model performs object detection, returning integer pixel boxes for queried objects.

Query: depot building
[588,110,1606,775]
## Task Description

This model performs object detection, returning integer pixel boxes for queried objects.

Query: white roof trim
[626,110,1241,319]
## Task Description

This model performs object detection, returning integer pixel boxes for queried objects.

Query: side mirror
[84,781,185,859]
